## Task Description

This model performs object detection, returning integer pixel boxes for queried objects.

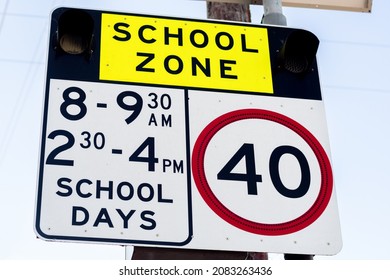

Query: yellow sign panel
[100,13,273,94]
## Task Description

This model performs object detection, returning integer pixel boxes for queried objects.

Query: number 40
[217,143,311,199]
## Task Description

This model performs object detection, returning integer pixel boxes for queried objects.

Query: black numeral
[80,131,105,150]
[60,87,87,121]
[117,91,143,124]
[270,145,310,198]
[148,93,172,110]
[46,130,75,166]
[129,137,159,171]
[218,144,311,198]
[217,144,262,195]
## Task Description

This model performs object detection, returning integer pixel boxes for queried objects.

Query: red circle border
[192,109,333,236]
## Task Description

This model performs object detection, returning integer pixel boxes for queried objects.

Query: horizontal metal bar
[202,0,372,13]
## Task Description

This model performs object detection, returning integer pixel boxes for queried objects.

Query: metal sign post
[262,0,287,25]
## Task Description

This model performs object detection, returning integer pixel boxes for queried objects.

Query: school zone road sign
[35,8,342,255]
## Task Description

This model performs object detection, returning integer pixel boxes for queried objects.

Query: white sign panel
[37,79,192,245]
[35,8,342,255]
[188,91,340,254]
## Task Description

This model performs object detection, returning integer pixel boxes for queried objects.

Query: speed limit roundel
[192,109,333,236]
